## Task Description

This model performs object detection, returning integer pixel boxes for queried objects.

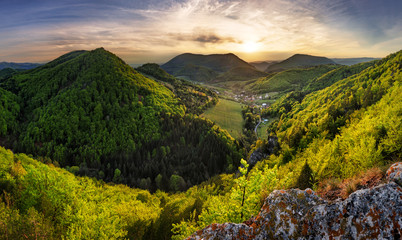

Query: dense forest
[136,63,218,115]
[0,48,243,192]
[0,49,400,239]
[248,64,340,93]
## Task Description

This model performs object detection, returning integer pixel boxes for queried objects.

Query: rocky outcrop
[248,136,279,169]
[187,162,402,239]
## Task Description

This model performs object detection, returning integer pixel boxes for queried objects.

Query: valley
[0,39,400,240]
[1,1,401,239]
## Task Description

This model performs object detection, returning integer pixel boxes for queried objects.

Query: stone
[247,136,279,170]
[387,162,402,186]
[187,163,402,239]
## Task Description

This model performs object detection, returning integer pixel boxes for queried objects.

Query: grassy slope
[202,99,244,138]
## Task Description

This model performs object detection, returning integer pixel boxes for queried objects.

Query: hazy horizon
[1,0,401,64]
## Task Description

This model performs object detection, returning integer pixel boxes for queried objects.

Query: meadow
[202,98,244,138]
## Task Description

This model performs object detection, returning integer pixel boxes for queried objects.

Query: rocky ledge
[187,162,402,239]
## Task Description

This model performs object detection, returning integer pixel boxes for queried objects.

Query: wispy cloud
[0,0,401,63]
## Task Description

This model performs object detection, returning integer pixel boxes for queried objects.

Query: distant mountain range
[264,54,336,72]
[0,61,42,70]
[161,53,267,82]
[330,57,380,66]
[249,61,278,71]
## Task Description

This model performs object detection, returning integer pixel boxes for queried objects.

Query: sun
[241,41,260,53]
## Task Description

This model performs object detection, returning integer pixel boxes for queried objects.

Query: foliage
[265,54,336,72]
[161,53,255,82]
[0,48,243,192]
[172,159,280,238]
[136,63,218,114]
[0,146,241,240]
[295,161,314,190]
[250,64,339,93]
[264,50,402,180]
[0,88,20,137]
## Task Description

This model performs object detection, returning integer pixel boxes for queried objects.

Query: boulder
[187,163,402,239]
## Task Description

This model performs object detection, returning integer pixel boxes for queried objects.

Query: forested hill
[136,63,218,114]
[160,53,266,82]
[263,50,402,179]
[162,53,253,74]
[0,61,42,70]
[265,53,336,72]
[0,48,243,191]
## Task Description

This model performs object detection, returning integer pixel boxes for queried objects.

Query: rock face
[187,163,402,239]
[248,136,279,170]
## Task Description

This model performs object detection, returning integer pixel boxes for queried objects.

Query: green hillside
[161,53,261,82]
[0,68,22,79]
[0,48,243,192]
[173,64,219,82]
[136,63,218,114]
[249,64,339,93]
[265,54,336,72]
[265,50,402,179]
[0,88,20,136]
[304,60,379,92]
[214,66,268,82]
[331,57,380,66]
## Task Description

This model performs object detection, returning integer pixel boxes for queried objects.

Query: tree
[296,161,314,190]
[229,159,263,222]
[113,168,121,183]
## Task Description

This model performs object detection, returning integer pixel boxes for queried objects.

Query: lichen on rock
[387,162,402,186]
[187,162,402,240]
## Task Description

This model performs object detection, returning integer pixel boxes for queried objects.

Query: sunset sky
[1,0,402,64]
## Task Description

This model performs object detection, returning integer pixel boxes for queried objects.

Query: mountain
[248,64,340,93]
[0,48,243,191]
[136,63,218,114]
[264,50,401,168]
[331,57,380,66]
[161,53,262,82]
[214,66,268,82]
[265,54,337,72]
[0,61,42,70]
[249,61,278,71]
[0,67,22,80]
[304,60,379,92]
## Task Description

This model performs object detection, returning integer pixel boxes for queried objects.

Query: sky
[1,0,401,64]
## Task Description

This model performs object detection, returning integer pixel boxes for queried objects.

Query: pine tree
[296,161,314,190]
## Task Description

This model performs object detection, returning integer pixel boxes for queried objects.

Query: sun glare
[241,41,259,53]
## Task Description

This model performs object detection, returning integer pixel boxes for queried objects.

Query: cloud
[170,28,240,44]
[0,0,401,63]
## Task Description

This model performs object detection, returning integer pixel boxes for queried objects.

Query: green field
[202,98,244,138]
